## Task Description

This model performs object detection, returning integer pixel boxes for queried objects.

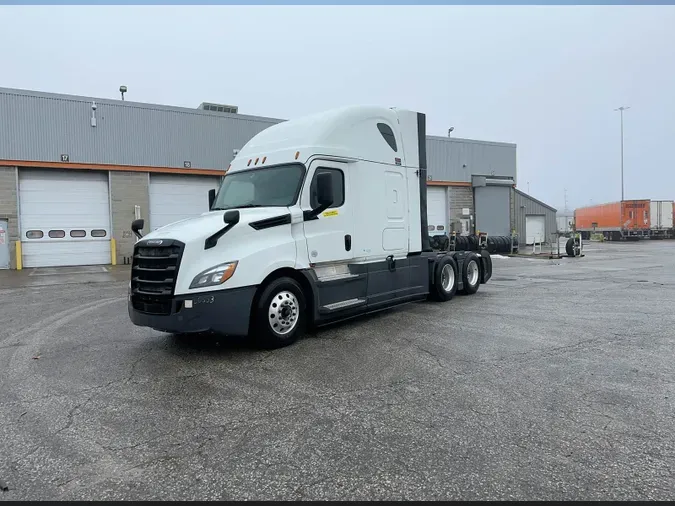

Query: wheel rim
[441,263,455,292]
[268,290,299,336]
[467,260,479,286]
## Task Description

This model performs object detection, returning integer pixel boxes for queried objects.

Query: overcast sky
[2,5,674,210]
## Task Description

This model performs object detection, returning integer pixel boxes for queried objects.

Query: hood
[141,207,291,243]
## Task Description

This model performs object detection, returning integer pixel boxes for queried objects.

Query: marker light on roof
[247,159,252,166]
[255,157,259,165]
[295,151,300,160]
[262,156,267,164]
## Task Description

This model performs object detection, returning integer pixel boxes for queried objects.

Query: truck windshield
[212,163,305,210]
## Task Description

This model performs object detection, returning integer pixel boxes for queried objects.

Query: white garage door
[149,174,221,231]
[427,187,447,235]
[19,169,111,268]
[525,215,546,245]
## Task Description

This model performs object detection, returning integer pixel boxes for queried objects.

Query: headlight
[189,261,238,289]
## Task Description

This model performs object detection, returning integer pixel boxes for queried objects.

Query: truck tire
[252,277,306,349]
[565,238,576,257]
[461,253,481,295]
[430,255,458,302]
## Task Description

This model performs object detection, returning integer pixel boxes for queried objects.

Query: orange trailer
[574,200,651,240]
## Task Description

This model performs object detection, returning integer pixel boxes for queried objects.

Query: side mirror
[223,210,240,225]
[316,172,334,208]
[304,172,335,221]
[208,189,216,210]
[131,218,144,240]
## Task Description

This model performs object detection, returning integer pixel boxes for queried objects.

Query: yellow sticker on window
[322,209,339,217]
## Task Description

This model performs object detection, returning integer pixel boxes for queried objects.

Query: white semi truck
[128,106,493,348]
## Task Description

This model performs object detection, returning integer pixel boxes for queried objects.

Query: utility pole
[564,188,568,212]
[614,106,630,201]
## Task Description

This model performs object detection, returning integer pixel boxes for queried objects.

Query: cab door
[301,160,354,264]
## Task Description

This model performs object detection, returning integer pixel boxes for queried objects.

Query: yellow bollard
[110,238,117,266]
[15,241,22,270]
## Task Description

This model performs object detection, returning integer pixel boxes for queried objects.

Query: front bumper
[128,285,258,336]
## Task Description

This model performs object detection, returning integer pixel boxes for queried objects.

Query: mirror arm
[205,210,240,250]
[303,201,333,221]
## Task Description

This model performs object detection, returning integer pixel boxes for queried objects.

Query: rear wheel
[252,277,306,349]
[430,255,458,302]
[460,254,481,295]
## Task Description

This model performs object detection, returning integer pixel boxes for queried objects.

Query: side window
[310,168,345,209]
[377,123,398,152]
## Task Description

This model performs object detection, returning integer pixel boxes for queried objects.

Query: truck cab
[128,105,492,348]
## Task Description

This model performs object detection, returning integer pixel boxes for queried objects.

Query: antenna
[119,85,127,101]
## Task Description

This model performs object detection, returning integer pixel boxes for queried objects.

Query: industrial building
[0,86,555,269]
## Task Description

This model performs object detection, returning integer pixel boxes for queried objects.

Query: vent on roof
[199,102,238,114]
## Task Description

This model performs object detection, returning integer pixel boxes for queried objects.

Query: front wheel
[252,277,306,349]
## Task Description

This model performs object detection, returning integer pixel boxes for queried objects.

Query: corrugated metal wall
[0,88,282,169]
[427,135,517,183]
[1,88,518,182]
[512,189,557,243]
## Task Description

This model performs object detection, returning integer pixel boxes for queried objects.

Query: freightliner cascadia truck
[128,106,493,348]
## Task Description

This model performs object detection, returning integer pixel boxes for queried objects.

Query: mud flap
[479,249,492,284]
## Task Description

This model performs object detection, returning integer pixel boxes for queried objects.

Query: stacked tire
[486,235,517,254]
[430,233,518,254]
[565,237,577,257]
[430,234,450,251]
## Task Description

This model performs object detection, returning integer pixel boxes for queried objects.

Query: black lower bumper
[128,285,258,336]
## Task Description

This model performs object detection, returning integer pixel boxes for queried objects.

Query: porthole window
[437,225,445,231]
[70,230,86,238]
[428,225,435,231]
[26,230,44,239]
[377,123,398,152]
[91,229,107,238]
[48,230,65,238]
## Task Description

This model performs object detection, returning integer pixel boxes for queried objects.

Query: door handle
[386,255,396,271]
[344,234,352,252]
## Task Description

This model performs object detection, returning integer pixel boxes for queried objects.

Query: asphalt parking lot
[1,241,674,500]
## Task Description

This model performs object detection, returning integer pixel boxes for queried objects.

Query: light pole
[615,106,630,201]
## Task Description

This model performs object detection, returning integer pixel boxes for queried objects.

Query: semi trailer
[574,200,675,240]
[127,106,493,348]
[574,200,651,240]
[650,200,674,239]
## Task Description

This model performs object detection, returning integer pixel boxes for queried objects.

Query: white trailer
[649,200,674,239]
[127,106,493,348]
